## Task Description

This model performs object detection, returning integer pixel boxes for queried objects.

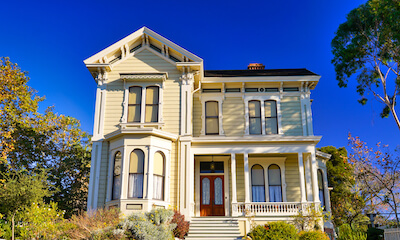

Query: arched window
[128,149,144,198]
[264,100,278,134]
[128,86,142,122]
[249,100,261,134]
[153,151,165,200]
[145,86,159,122]
[268,164,282,202]
[205,101,219,135]
[318,169,325,209]
[251,164,265,202]
[112,152,122,200]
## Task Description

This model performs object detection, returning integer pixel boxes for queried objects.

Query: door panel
[200,175,225,216]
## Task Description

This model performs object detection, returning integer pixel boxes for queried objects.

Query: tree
[331,0,400,131]
[318,146,367,227]
[0,57,91,218]
[348,135,400,227]
[0,171,50,240]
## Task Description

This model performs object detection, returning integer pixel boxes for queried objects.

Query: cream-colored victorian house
[85,27,333,239]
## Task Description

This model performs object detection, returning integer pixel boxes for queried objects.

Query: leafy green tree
[331,0,400,131]
[0,57,91,218]
[0,171,50,240]
[318,146,366,227]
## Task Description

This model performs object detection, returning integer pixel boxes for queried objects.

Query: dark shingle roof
[204,68,318,77]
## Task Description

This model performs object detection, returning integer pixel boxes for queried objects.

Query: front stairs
[185,217,242,240]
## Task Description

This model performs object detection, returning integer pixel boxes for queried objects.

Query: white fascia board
[104,128,178,141]
[192,135,322,144]
[143,27,203,63]
[203,75,321,84]
[84,27,145,64]
[316,150,331,160]
[83,26,203,65]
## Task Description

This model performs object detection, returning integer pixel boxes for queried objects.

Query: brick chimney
[247,63,265,70]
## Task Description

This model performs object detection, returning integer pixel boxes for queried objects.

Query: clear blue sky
[2,0,398,150]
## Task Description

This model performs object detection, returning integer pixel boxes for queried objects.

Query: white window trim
[243,95,282,135]
[200,94,225,136]
[249,157,287,202]
[121,81,164,126]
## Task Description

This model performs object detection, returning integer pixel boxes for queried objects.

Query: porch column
[298,153,307,203]
[304,154,313,201]
[231,153,237,216]
[179,138,193,220]
[244,153,250,203]
[310,151,320,204]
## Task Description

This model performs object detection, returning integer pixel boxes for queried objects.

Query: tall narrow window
[153,151,165,200]
[249,100,261,134]
[268,164,282,202]
[264,100,278,134]
[145,86,159,122]
[318,169,325,209]
[128,86,142,122]
[128,149,144,198]
[112,152,122,200]
[205,101,219,135]
[251,164,265,202]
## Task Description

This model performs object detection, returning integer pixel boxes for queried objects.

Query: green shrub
[337,224,367,240]
[299,230,330,240]
[121,208,176,240]
[171,210,189,239]
[248,221,299,240]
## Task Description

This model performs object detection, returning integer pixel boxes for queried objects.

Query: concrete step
[186,217,242,240]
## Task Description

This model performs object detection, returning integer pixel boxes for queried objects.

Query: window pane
[145,105,158,122]
[146,86,159,104]
[265,118,278,134]
[153,175,164,200]
[250,118,261,134]
[130,149,144,173]
[128,105,141,122]
[268,165,281,185]
[206,101,218,117]
[318,170,324,190]
[249,101,261,117]
[264,101,277,117]
[112,176,121,200]
[202,178,210,205]
[251,165,264,185]
[114,152,122,176]
[206,118,219,134]
[269,186,282,202]
[252,186,265,202]
[129,87,141,104]
[128,173,143,198]
[319,190,325,208]
[214,177,223,205]
[154,152,164,176]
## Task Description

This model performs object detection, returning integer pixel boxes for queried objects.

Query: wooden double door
[200,175,225,216]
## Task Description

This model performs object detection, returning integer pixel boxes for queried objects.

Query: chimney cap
[248,63,265,70]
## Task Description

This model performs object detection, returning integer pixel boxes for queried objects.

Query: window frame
[268,164,283,202]
[248,157,287,202]
[248,100,262,135]
[122,81,164,127]
[153,151,165,200]
[205,101,220,135]
[264,100,278,135]
[251,164,266,202]
[200,94,224,136]
[112,151,122,200]
[317,169,326,209]
[244,95,282,135]
[128,149,145,199]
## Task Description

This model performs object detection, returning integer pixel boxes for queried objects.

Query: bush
[299,230,330,240]
[337,224,367,240]
[65,207,122,240]
[171,210,189,239]
[248,221,299,240]
[121,208,176,240]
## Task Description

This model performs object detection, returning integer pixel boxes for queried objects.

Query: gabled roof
[204,68,318,77]
[84,27,203,65]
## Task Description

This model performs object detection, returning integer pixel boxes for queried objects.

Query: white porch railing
[233,202,313,216]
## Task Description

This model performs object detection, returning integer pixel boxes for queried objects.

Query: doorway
[200,175,225,216]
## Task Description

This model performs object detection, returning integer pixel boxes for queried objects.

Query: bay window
[112,152,122,200]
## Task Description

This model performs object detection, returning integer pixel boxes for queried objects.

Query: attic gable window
[149,44,162,53]
[130,44,142,53]
[169,55,181,62]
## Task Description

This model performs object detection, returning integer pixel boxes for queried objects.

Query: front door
[200,175,225,216]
